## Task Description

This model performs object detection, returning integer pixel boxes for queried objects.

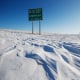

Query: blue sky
[0,0,80,34]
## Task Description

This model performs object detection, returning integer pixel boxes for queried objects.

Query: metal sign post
[32,21,34,34]
[28,8,43,35]
[39,20,41,35]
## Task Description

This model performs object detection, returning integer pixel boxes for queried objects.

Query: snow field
[0,29,80,80]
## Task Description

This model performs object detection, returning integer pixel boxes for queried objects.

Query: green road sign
[28,8,43,21]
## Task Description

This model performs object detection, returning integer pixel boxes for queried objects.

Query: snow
[0,29,80,80]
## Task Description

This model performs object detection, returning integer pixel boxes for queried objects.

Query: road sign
[28,8,43,35]
[28,8,43,21]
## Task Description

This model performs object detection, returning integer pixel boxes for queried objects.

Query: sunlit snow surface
[0,29,80,80]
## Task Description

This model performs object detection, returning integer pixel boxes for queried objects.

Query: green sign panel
[28,8,43,21]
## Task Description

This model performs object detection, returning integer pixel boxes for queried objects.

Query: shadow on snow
[24,53,57,80]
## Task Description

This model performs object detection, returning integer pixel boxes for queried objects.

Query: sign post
[39,20,41,35]
[32,21,34,34]
[28,8,43,35]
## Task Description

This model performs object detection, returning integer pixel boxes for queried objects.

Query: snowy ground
[0,29,80,80]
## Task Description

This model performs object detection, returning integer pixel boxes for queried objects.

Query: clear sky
[0,0,80,34]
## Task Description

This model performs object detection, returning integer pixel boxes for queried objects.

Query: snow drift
[0,29,80,80]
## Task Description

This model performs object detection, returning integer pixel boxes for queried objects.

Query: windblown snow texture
[0,29,80,80]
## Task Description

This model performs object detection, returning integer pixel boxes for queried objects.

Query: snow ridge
[0,30,80,80]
